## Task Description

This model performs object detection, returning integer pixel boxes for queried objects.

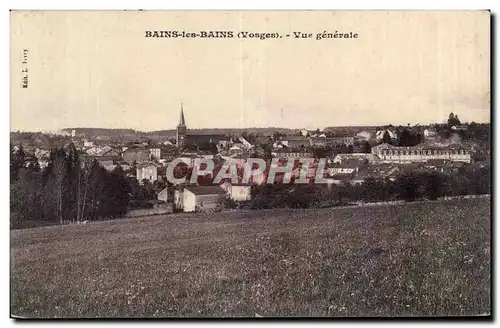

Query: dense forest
[10,143,131,228]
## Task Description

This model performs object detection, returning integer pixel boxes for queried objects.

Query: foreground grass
[11,198,490,318]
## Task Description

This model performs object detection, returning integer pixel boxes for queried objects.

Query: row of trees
[11,143,131,228]
[248,166,490,210]
[380,129,423,147]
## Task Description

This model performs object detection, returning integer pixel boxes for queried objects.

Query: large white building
[371,143,471,164]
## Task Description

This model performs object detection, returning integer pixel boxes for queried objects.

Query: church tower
[176,103,187,149]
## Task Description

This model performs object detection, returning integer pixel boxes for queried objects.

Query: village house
[220,154,247,170]
[116,160,132,171]
[356,130,376,141]
[326,136,356,147]
[451,125,469,131]
[424,127,439,138]
[229,145,245,156]
[34,148,51,169]
[85,146,123,171]
[371,142,472,164]
[86,145,120,157]
[277,136,311,149]
[300,129,311,137]
[300,128,322,137]
[220,182,252,202]
[422,159,467,174]
[157,186,169,202]
[254,135,273,146]
[181,185,226,212]
[323,173,356,186]
[94,155,123,172]
[159,144,179,160]
[351,164,401,185]
[123,147,151,164]
[149,148,161,160]
[238,136,254,150]
[136,162,159,183]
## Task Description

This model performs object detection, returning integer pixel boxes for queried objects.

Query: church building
[175,104,229,152]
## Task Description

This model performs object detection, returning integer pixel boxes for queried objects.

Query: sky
[10,11,490,132]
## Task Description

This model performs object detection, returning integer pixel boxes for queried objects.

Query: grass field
[11,197,490,318]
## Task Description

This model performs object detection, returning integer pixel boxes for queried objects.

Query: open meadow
[11,197,490,318]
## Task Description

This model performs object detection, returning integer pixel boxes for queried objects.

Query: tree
[153,179,167,193]
[78,159,100,222]
[44,147,69,224]
[422,171,446,200]
[272,132,284,141]
[447,112,461,127]
[361,178,384,201]
[360,141,371,153]
[312,147,327,159]
[10,143,26,182]
[139,179,156,200]
[382,131,392,144]
[286,185,319,208]
[217,194,237,210]
[339,143,349,154]
[395,172,420,201]
[66,142,80,221]
[209,141,218,155]
[397,129,412,146]
[108,166,131,217]
[329,182,354,204]
[25,157,40,172]
[261,143,272,159]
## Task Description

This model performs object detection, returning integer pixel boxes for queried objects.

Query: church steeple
[179,103,186,127]
[176,103,187,149]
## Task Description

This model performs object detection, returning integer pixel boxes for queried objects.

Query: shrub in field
[216,194,238,210]
[395,172,421,202]
[421,171,447,201]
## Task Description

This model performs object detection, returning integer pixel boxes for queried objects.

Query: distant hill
[61,127,300,140]
[63,128,139,138]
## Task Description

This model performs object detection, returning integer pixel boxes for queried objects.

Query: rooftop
[185,185,225,195]
[137,162,159,169]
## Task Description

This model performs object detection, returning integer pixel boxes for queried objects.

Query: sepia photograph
[9,10,491,318]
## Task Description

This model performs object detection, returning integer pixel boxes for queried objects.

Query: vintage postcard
[10,11,491,318]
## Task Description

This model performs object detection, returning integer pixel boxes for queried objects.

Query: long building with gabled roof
[371,142,471,164]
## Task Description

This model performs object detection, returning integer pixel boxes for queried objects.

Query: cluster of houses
[13,106,477,214]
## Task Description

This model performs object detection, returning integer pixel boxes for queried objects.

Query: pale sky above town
[11,11,490,132]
